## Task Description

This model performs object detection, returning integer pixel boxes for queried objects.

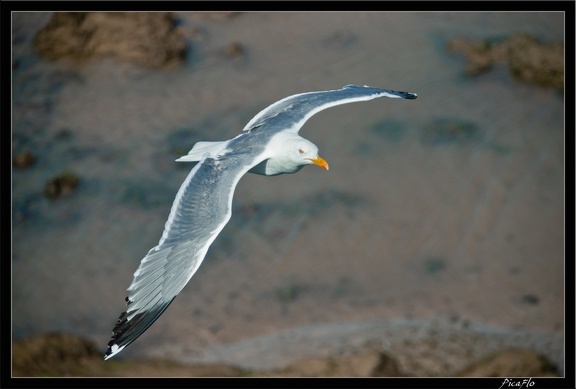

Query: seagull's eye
[298,149,304,154]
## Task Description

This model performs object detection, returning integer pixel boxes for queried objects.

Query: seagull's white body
[105,85,417,359]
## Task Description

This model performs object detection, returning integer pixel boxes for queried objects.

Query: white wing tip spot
[104,343,125,360]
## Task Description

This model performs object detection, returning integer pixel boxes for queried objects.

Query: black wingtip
[104,296,177,360]
[403,92,418,100]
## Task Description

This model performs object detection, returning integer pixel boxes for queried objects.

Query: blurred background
[11,12,565,376]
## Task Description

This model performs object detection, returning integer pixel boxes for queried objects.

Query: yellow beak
[309,155,329,171]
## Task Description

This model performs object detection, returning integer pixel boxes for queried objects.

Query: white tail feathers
[176,141,229,162]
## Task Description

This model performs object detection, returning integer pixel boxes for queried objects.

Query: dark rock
[34,12,187,69]
[13,150,37,169]
[11,332,560,378]
[12,332,101,377]
[262,351,404,377]
[371,352,405,377]
[44,171,80,199]
[11,332,245,377]
[447,34,564,92]
[456,349,559,377]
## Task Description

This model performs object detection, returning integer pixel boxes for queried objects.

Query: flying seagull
[104,84,417,359]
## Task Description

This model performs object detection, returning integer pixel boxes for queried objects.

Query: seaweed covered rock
[258,351,404,377]
[11,332,561,377]
[12,332,101,377]
[13,150,37,169]
[457,349,559,377]
[34,12,187,69]
[448,33,564,92]
[44,171,80,200]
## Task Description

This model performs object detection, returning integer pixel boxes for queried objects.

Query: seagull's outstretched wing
[242,84,417,134]
[105,152,263,360]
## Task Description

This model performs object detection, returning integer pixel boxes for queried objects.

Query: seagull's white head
[291,138,329,171]
[261,134,329,176]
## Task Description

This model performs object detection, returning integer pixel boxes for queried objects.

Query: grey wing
[105,153,261,359]
[242,84,417,134]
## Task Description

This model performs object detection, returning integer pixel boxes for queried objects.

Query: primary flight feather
[104,84,417,359]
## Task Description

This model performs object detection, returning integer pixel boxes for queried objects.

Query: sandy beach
[11,11,565,377]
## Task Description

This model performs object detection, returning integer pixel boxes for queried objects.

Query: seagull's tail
[176,141,229,162]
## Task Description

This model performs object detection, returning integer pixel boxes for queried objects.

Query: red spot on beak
[309,156,329,171]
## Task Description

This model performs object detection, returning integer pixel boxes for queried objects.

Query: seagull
[104,84,417,359]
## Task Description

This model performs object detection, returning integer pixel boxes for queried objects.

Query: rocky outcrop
[448,33,564,92]
[11,332,560,377]
[34,12,187,69]
[12,332,101,377]
[259,351,404,377]
[456,348,559,377]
